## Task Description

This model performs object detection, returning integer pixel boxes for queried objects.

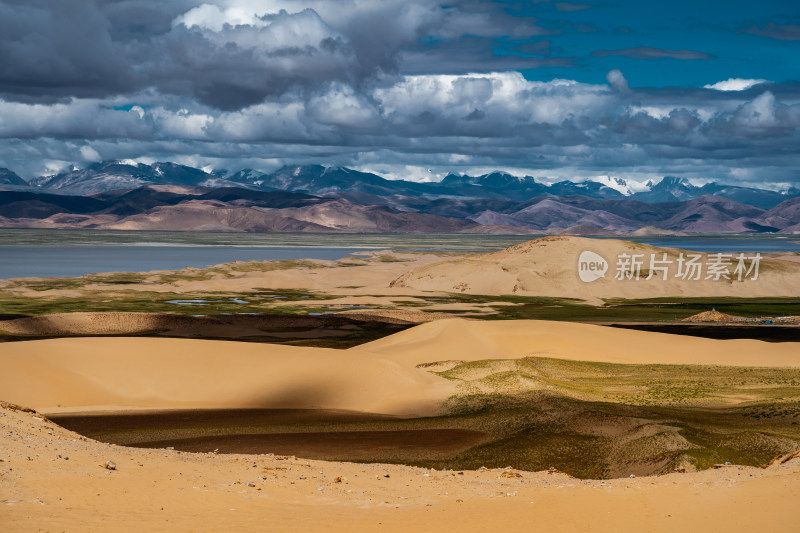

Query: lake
[0,245,368,279]
[0,229,797,279]
[608,236,800,254]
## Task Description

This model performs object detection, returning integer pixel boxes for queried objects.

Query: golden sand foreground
[2,319,800,531]
[2,402,800,532]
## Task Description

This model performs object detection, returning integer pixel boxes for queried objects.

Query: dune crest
[0,337,453,416]
[353,318,800,367]
[2,320,800,417]
[390,236,800,301]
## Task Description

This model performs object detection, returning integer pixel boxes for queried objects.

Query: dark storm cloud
[97,0,200,39]
[592,47,714,60]
[399,1,566,75]
[0,0,438,109]
[0,0,570,110]
[0,0,135,102]
[4,71,800,186]
[152,9,365,110]
[0,1,798,187]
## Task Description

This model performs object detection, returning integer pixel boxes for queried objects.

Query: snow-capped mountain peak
[588,176,648,196]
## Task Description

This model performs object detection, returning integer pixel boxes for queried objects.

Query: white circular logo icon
[578,251,608,283]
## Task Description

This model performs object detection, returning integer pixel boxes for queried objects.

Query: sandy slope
[3,321,800,530]
[0,312,201,336]
[391,236,800,302]
[0,337,452,416]
[355,318,800,367]
[2,403,800,532]
[4,236,800,530]
[2,320,799,419]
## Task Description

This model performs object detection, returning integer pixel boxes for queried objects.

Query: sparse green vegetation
[415,356,800,477]
[601,296,800,320]
[154,268,230,283]
[437,356,800,407]
[226,259,327,273]
[0,287,336,318]
[51,355,800,479]
[86,272,150,285]
[17,278,88,291]
[406,292,800,324]
[375,254,411,263]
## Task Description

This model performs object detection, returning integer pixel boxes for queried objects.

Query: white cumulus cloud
[79,145,101,162]
[704,78,769,91]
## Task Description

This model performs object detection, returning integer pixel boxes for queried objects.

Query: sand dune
[0,312,199,336]
[355,318,800,367]
[2,402,800,532]
[0,337,452,416]
[4,236,800,530]
[2,320,799,418]
[3,320,800,530]
[390,236,800,302]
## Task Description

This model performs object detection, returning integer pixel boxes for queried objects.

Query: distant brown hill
[2,184,800,233]
[0,187,476,233]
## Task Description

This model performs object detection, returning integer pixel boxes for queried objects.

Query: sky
[0,0,798,188]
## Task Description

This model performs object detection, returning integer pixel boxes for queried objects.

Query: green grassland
[416,293,800,322]
[413,357,800,477]
[437,357,800,408]
[0,288,334,318]
[5,286,799,322]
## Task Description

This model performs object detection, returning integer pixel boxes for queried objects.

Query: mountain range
[0,187,476,233]
[1,161,799,233]
[1,184,800,234]
[0,168,27,187]
[3,160,798,208]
